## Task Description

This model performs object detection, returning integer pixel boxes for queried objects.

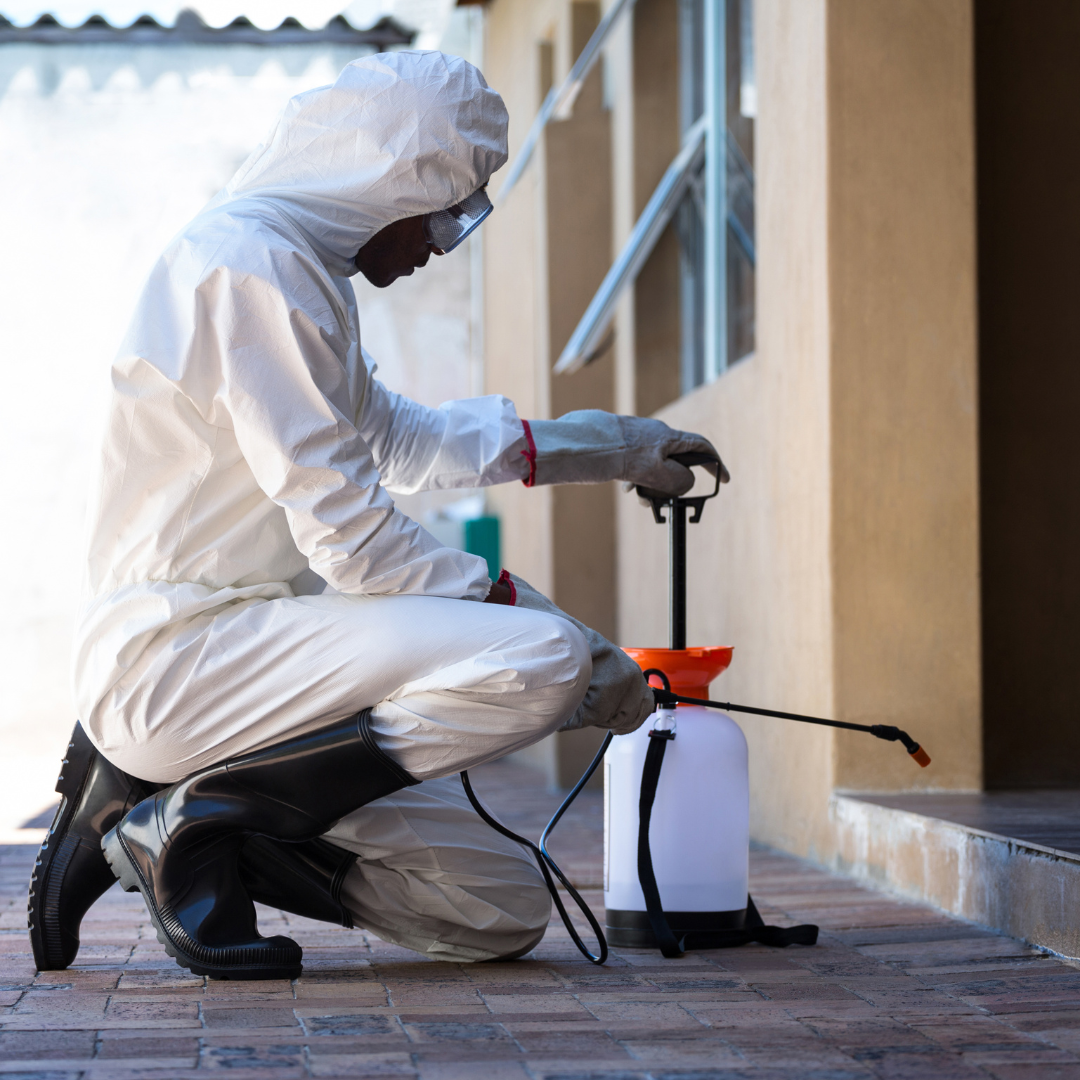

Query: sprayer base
[605,907,747,949]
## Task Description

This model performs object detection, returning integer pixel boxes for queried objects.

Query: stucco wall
[482,0,561,600]
[616,0,981,854]
[827,0,981,796]
[617,0,836,856]
[483,0,981,824]
[483,0,625,785]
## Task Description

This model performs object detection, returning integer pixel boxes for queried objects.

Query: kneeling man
[29,50,725,979]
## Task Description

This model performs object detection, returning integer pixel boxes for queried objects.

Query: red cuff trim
[496,568,517,606]
[520,418,537,488]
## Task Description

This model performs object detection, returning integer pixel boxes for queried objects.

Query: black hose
[461,733,613,965]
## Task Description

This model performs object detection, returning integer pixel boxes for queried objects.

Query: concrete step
[830,790,1080,958]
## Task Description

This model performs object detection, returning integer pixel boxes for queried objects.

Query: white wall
[0,35,478,836]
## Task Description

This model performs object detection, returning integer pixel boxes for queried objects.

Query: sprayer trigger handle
[669,450,722,471]
[635,453,723,510]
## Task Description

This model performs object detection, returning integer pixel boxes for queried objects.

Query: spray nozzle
[869,725,932,767]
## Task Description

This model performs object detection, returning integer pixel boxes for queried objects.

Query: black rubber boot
[27,724,358,970]
[241,836,357,928]
[102,710,414,980]
[28,723,156,971]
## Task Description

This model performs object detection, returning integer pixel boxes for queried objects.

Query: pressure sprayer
[461,453,931,964]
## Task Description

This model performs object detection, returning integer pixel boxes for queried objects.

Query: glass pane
[677,0,755,388]
[677,0,706,393]
[726,0,755,364]
[676,167,707,394]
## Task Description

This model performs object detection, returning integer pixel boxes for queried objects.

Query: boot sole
[28,730,97,970]
[101,828,302,981]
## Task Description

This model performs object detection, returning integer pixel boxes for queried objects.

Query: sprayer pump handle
[669,450,722,470]
[635,452,723,508]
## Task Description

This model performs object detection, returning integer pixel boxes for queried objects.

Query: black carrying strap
[638,730,685,958]
[637,726,819,957]
[679,895,818,950]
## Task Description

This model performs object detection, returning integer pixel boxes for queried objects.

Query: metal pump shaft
[636,450,722,648]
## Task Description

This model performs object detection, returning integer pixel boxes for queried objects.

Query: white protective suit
[70,52,595,961]
[72,50,680,962]
[73,51,577,776]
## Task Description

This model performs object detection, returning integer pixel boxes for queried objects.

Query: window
[549,0,756,386]
[677,0,755,392]
[727,0,756,368]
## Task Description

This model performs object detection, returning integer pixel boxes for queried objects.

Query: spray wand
[643,669,930,767]
[636,454,932,769]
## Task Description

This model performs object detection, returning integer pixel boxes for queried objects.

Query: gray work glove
[509,573,655,735]
[527,410,730,497]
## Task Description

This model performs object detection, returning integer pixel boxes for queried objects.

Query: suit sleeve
[206,269,491,599]
[354,348,530,494]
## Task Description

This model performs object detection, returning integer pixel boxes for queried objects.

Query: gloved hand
[526,410,729,497]
[509,573,655,735]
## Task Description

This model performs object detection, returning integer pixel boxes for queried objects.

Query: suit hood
[204,50,508,277]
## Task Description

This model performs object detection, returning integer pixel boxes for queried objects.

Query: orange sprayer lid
[622,646,734,699]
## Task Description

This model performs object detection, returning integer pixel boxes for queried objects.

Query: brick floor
[3,758,1079,1078]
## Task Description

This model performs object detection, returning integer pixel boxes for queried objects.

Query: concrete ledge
[829,793,1080,957]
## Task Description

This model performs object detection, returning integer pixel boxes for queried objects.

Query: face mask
[422,187,493,254]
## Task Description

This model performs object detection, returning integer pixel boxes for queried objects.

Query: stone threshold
[828,790,1080,959]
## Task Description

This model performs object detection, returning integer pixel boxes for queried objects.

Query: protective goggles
[422,187,493,255]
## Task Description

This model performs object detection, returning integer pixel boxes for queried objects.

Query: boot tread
[28,724,99,970]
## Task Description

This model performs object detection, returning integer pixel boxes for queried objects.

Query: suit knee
[526,612,591,732]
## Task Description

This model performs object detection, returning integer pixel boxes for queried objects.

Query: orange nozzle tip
[911,746,931,768]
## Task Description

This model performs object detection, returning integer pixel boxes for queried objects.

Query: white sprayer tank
[605,648,749,947]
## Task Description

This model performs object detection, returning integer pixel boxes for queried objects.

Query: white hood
[205,49,509,277]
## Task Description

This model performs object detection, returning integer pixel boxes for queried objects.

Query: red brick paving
[2,757,1079,1078]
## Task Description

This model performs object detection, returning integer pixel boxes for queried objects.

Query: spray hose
[643,669,931,768]
[461,734,613,965]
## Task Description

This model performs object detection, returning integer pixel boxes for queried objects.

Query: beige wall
[483,0,982,829]
[631,0,683,417]
[828,0,981,795]
[618,0,836,858]
[483,0,558,598]
[547,3,618,642]
[618,0,979,855]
